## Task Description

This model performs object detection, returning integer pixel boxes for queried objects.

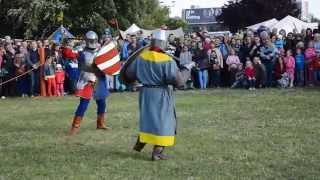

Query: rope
[0,63,44,86]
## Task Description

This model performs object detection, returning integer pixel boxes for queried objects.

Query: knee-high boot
[97,113,111,130]
[68,116,82,136]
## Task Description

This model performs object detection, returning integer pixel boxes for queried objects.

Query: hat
[56,64,62,69]
[153,30,166,41]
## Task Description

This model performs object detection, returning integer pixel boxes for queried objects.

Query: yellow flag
[57,11,64,23]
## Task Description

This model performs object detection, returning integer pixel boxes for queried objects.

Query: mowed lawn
[0,89,320,180]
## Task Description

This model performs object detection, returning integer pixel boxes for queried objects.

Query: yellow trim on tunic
[140,50,172,63]
[139,132,175,147]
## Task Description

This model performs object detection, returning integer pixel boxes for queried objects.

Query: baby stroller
[277,73,289,88]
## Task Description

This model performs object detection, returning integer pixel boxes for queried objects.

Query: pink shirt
[305,48,316,60]
[226,55,241,66]
[0,51,3,69]
[284,56,295,70]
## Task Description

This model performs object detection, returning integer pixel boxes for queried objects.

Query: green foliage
[0,0,184,38]
[219,0,301,32]
[1,89,320,179]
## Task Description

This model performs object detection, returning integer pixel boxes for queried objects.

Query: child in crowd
[274,34,284,50]
[253,57,267,88]
[226,48,241,85]
[284,50,295,88]
[55,64,65,96]
[295,48,305,86]
[313,55,320,84]
[44,56,56,96]
[231,64,246,89]
[244,61,256,90]
[305,41,317,86]
[274,56,286,81]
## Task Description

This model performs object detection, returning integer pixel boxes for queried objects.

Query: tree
[218,0,300,32]
[0,0,180,38]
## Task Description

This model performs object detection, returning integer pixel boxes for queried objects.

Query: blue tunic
[128,49,178,146]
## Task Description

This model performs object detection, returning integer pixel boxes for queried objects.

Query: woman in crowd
[194,42,210,89]
[260,37,277,87]
[305,41,317,86]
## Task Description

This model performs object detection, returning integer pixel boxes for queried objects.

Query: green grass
[1,88,320,180]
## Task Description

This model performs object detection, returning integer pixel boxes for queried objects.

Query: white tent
[247,18,279,31]
[125,24,141,35]
[122,24,184,39]
[271,15,318,33]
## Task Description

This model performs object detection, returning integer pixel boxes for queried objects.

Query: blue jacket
[121,41,130,61]
[274,40,284,49]
[295,54,305,71]
[65,60,80,80]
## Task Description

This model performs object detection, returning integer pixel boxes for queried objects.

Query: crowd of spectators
[1,27,320,99]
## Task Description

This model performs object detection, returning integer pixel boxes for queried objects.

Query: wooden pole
[38,47,46,97]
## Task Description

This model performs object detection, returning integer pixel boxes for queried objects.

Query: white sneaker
[1,96,6,99]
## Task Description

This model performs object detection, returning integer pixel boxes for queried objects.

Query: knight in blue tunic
[121,30,195,161]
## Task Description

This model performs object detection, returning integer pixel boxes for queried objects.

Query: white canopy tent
[121,24,184,39]
[247,18,279,31]
[270,15,318,33]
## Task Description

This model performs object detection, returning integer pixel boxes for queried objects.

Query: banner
[184,8,222,24]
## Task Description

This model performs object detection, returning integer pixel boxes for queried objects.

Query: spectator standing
[180,46,194,89]
[194,42,210,89]
[305,41,317,86]
[260,39,277,87]
[44,56,56,96]
[27,41,40,97]
[226,48,241,85]
[3,43,16,97]
[14,53,28,97]
[295,48,305,86]
[55,64,65,96]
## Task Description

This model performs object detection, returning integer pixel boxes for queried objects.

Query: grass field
[0,88,320,180]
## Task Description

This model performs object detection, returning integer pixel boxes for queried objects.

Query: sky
[161,0,320,19]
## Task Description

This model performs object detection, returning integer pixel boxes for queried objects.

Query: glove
[184,62,196,71]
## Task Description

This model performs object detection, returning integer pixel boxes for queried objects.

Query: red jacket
[55,70,65,84]
[62,47,78,60]
[244,67,256,78]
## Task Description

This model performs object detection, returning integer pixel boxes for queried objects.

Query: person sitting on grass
[274,56,286,82]
[244,60,256,90]
[253,56,266,88]
[231,64,246,89]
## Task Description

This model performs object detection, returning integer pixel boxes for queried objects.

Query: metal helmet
[85,31,98,49]
[151,29,167,51]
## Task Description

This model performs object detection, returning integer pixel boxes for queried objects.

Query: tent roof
[123,24,184,39]
[125,24,141,35]
[48,25,75,43]
[271,15,318,33]
[247,18,279,30]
